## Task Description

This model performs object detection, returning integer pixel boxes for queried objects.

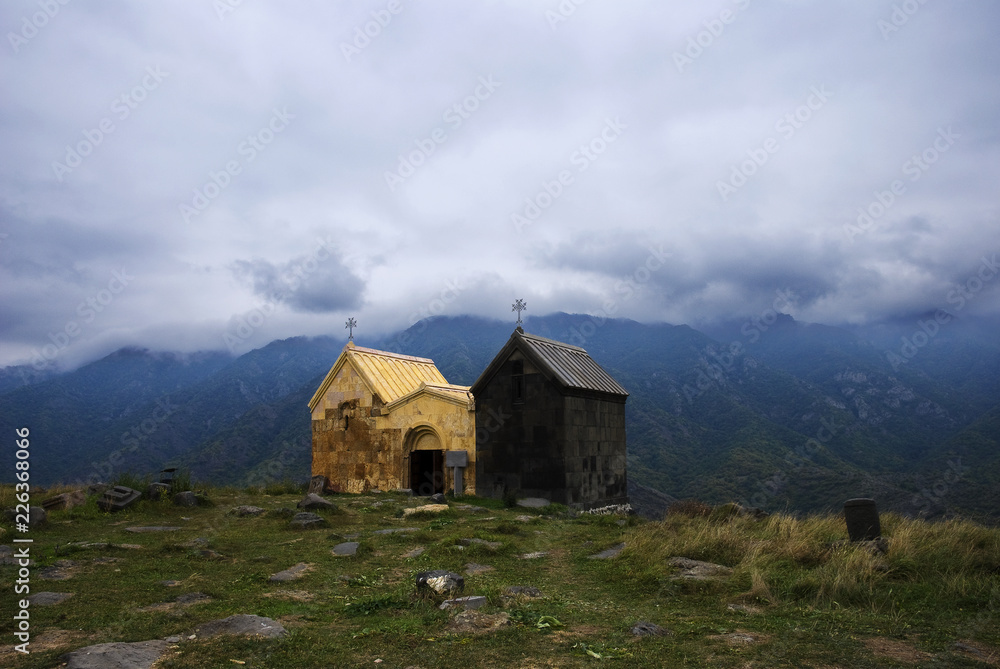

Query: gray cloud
[0,1,998,367]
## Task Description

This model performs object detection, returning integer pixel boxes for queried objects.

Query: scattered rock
[172,491,199,507]
[428,493,447,504]
[727,603,763,615]
[145,483,170,501]
[308,474,332,495]
[715,631,760,645]
[402,547,425,558]
[464,563,494,576]
[157,580,182,587]
[191,614,286,639]
[39,560,78,581]
[447,610,510,635]
[518,551,549,560]
[517,497,550,508]
[668,557,733,581]
[454,504,488,513]
[514,515,535,522]
[97,486,141,512]
[415,569,464,596]
[502,586,542,599]
[403,504,449,517]
[196,549,224,560]
[29,591,73,606]
[263,590,315,602]
[91,557,121,565]
[297,492,337,511]
[229,505,266,517]
[125,526,182,533]
[289,512,327,529]
[373,527,418,535]
[588,542,625,559]
[61,640,169,669]
[440,595,487,610]
[631,621,670,637]
[332,542,359,557]
[138,592,213,613]
[458,538,502,550]
[270,562,313,582]
[42,490,86,511]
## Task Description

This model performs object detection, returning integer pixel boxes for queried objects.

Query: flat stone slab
[402,504,449,517]
[332,542,359,556]
[454,504,489,513]
[517,497,551,508]
[61,639,169,669]
[39,560,78,580]
[465,562,494,576]
[447,610,510,635]
[289,512,327,529]
[191,614,286,639]
[668,557,733,581]
[229,505,266,517]
[588,542,625,559]
[269,562,313,581]
[125,526,183,533]
[440,595,487,610]
[518,551,549,560]
[402,547,425,558]
[373,527,418,535]
[503,586,543,599]
[631,621,671,637]
[459,538,502,550]
[30,591,74,605]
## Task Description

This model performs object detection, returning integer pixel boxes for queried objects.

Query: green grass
[1,486,998,668]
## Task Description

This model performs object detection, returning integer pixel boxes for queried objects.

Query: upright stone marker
[844,498,880,541]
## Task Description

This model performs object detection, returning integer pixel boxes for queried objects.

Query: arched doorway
[406,426,444,496]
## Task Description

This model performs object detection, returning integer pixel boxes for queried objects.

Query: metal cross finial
[345,317,357,341]
[512,299,526,327]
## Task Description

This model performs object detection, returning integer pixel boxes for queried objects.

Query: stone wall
[311,364,475,494]
[474,353,627,508]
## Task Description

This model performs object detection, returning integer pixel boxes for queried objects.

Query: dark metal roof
[471,328,628,399]
[517,332,629,397]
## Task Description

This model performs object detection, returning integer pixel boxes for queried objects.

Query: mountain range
[2,312,998,521]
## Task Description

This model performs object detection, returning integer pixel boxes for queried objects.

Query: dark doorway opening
[410,449,444,496]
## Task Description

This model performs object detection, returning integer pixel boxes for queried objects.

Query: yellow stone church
[308,342,476,495]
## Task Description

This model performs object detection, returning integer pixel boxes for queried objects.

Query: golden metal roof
[308,343,453,410]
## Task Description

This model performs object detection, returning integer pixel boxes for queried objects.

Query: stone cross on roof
[345,317,357,342]
[512,299,526,327]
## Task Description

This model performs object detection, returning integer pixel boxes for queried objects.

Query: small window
[511,360,524,404]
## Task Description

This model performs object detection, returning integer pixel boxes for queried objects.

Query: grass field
[2,485,998,668]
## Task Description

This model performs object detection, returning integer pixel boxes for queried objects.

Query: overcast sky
[1,1,998,370]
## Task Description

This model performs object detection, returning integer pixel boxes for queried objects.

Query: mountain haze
[2,313,997,520]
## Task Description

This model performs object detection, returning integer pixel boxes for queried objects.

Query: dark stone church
[470,327,629,509]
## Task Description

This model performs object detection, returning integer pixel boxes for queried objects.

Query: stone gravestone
[844,498,881,541]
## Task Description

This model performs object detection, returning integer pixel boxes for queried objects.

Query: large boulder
[297,492,337,511]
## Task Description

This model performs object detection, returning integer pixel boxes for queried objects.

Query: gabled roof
[471,329,629,399]
[384,382,474,412]
[308,343,457,411]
